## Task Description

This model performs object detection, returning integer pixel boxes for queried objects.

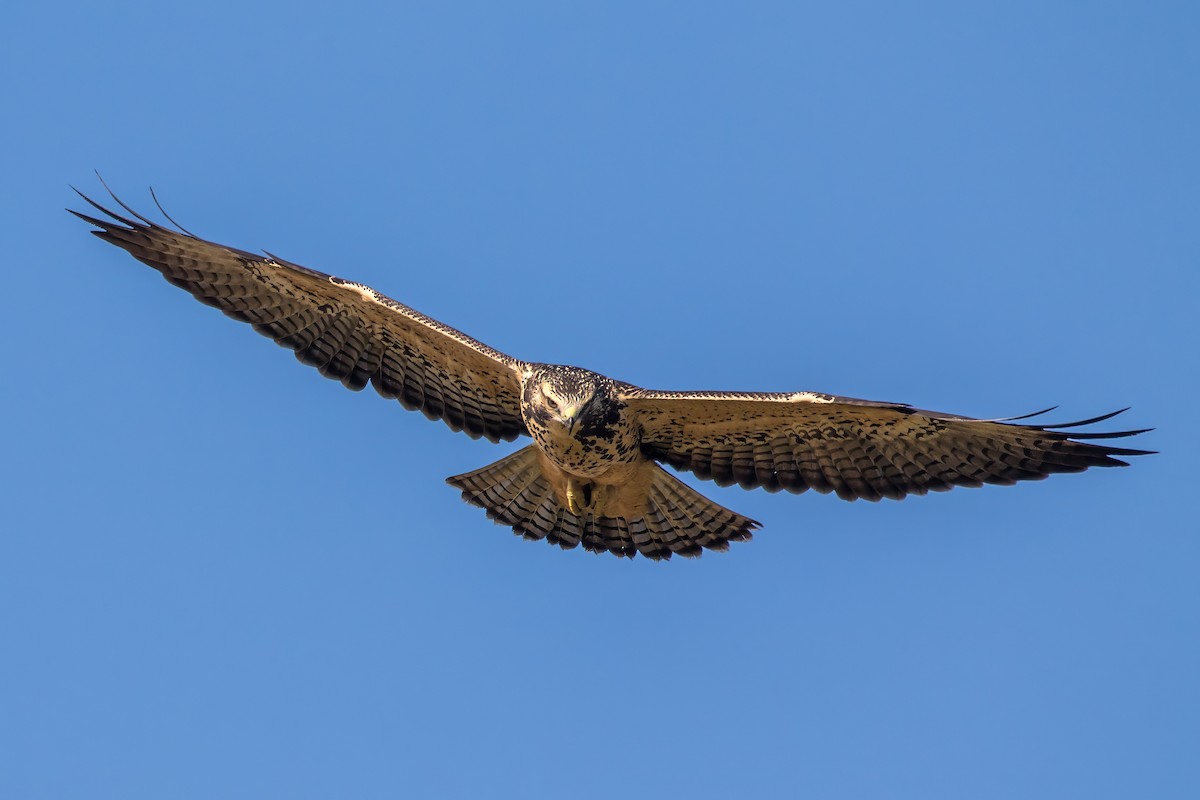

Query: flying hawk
[71,185,1152,560]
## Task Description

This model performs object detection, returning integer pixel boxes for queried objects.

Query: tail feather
[647,471,757,554]
[447,446,760,560]
[645,489,704,556]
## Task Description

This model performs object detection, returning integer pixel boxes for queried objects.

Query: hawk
[71,185,1152,560]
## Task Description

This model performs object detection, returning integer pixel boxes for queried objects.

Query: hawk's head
[523,364,613,436]
[521,364,636,476]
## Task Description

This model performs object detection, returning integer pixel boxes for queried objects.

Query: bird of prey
[70,184,1152,560]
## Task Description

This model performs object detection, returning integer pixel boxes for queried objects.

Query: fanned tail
[446,447,759,560]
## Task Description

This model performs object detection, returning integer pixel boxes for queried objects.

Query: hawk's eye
[545,396,559,411]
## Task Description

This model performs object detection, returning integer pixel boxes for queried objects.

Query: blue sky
[2,2,1196,797]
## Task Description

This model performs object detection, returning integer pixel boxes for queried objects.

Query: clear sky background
[2,2,1196,798]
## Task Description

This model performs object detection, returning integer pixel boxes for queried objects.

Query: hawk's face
[524,366,606,435]
[521,365,638,477]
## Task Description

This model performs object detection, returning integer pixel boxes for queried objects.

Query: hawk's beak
[563,405,580,434]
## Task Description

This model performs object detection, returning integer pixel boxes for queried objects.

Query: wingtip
[69,184,141,228]
[1064,427,1154,441]
[69,184,98,207]
[67,207,110,228]
[1008,405,1059,421]
[1039,407,1133,430]
[149,184,198,237]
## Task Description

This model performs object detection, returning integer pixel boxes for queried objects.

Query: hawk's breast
[527,396,641,479]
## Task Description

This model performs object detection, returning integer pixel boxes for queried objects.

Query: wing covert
[72,189,529,442]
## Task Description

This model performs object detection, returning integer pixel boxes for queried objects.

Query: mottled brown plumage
[71,185,1153,560]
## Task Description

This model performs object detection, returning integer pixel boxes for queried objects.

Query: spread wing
[71,189,529,442]
[622,388,1153,501]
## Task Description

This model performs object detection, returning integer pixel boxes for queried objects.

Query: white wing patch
[331,277,382,303]
[789,391,835,403]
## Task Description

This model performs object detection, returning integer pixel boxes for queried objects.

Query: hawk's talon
[566,478,585,515]
[565,477,595,515]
